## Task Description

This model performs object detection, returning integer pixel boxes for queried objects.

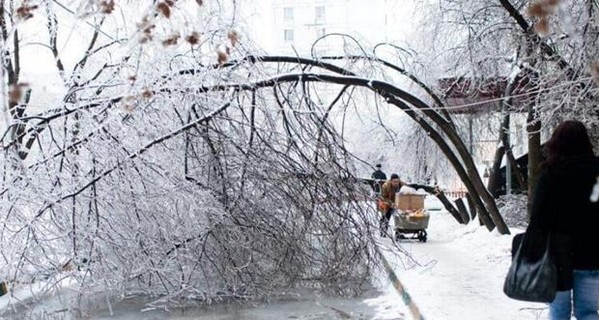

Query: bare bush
[496,194,529,228]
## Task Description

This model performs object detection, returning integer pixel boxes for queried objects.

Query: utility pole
[502,106,512,195]
[469,114,473,154]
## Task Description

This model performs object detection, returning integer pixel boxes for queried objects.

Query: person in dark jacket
[371,164,387,195]
[528,120,599,320]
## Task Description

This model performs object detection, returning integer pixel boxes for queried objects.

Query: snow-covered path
[0,200,554,319]
[377,207,549,320]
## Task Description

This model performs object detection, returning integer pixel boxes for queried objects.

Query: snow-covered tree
[410,0,599,214]
[0,0,546,316]
[0,1,379,315]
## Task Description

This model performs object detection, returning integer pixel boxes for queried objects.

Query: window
[283,7,293,23]
[284,29,294,42]
[515,124,524,148]
[315,6,325,24]
[316,27,326,38]
[313,48,326,57]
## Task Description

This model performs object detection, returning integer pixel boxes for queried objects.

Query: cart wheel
[395,231,408,242]
[418,230,427,242]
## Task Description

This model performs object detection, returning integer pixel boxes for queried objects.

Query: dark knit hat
[390,173,399,180]
[375,164,382,168]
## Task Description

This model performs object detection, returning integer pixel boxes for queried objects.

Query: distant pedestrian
[528,120,599,319]
[371,164,387,195]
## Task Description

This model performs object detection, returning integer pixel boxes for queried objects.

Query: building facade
[244,0,415,56]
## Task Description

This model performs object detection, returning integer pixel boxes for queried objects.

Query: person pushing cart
[377,174,429,238]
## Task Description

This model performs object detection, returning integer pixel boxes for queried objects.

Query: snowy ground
[0,198,549,319]
[375,201,547,320]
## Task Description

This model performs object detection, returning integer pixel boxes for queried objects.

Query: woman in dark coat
[528,120,599,319]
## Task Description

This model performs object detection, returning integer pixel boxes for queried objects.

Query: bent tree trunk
[194,70,508,233]
[237,56,509,234]
[384,95,495,230]
[354,55,508,233]
[487,145,505,197]
[11,53,512,234]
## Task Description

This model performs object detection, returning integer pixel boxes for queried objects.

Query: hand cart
[394,193,429,242]
[394,210,430,242]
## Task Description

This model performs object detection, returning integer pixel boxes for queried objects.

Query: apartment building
[244,0,415,56]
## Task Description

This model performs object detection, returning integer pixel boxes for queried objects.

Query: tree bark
[454,198,471,224]
[410,184,465,224]
[527,106,542,220]
[501,81,527,193]
[466,193,477,220]
[487,145,505,197]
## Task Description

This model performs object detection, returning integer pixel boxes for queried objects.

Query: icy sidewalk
[379,209,547,320]
[1,201,547,320]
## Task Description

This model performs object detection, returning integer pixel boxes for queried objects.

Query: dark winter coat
[528,156,599,288]
[371,169,387,181]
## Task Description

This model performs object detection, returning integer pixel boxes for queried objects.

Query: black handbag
[503,229,558,302]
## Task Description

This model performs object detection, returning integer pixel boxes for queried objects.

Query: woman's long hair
[545,120,594,167]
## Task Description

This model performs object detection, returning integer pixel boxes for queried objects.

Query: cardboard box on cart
[395,193,425,211]
[394,193,429,237]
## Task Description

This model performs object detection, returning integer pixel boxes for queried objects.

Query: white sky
[12,0,420,101]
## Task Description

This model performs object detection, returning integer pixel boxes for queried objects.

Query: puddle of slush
[91,289,388,320]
